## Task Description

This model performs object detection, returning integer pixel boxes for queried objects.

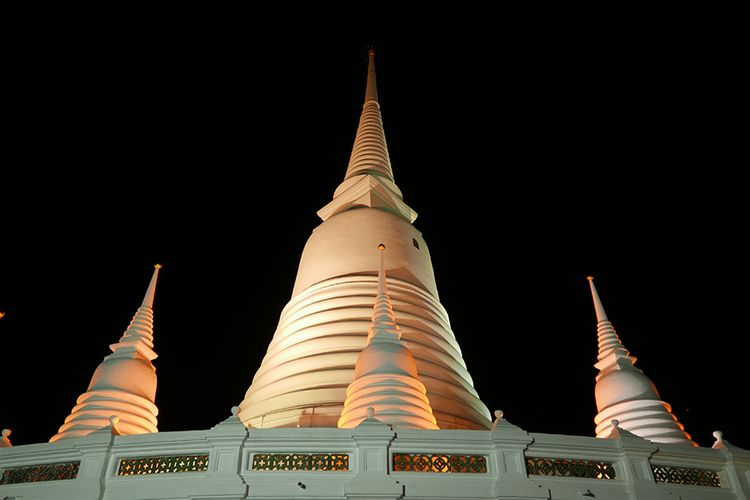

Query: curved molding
[239,275,491,430]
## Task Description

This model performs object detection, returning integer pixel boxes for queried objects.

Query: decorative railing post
[345,411,403,499]
[607,420,658,494]
[202,407,249,498]
[71,417,121,497]
[490,411,548,499]
[713,431,750,497]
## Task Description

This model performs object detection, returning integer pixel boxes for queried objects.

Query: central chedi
[238,50,492,430]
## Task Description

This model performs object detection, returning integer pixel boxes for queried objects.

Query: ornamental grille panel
[0,461,80,484]
[117,454,209,476]
[251,453,349,471]
[651,465,721,487]
[526,457,616,480]
[392,453,487,473]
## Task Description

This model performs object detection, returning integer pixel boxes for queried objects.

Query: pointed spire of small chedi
[318,48,416,223]
[587,277,695,445]
[338,245,438,429]
[50,265,162,442]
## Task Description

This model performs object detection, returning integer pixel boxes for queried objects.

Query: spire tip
[155,263,163,269]
[378,243,386,251]
[586,276,594,281]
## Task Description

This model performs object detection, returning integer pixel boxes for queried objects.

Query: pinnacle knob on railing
[712,430,725,448]
[491,410,504,429]
[0,428,10,447]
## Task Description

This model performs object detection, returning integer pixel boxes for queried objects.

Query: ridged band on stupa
[338,245,438,429]
[344,102,393,182]
[50,266,161,442]
[343,50,394,182]
[587,277,695,445]
[238,274,490,430]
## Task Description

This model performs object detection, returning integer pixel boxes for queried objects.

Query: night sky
[3,7,748,448]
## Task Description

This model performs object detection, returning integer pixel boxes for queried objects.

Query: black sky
[2,7,748,448]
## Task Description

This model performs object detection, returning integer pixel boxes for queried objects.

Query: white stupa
[338,244,438,430]
[587,276,695,445]
[2,49,748,500]
[238,49,492,430]
[49,265,161,442]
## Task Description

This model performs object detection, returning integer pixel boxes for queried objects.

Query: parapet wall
[1,415,748,499]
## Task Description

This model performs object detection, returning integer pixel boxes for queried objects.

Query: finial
[231,406,239,417]
[611,419,620,428]
[0,428,10,447]
[587,276,608,322]
[491,410,504,429]
[377,243,387,295]
[712,430,725,448]
[364,45,378,103]
[109,415,120,426]
[0,311,5,319]
[367,45,375,57]
[141,264,161,308]
[367,407,375,418]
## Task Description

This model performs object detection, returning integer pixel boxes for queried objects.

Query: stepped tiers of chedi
[1,50,748,500]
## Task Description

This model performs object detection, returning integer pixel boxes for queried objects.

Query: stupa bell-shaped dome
[238,50,491,430]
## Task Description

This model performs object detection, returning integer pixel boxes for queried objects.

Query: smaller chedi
[50,265,162,442]
[587,276,694,445]
[338,244,438,430]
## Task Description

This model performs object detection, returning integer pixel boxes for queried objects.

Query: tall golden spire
[318,48,417,223]
[343,48,393,182]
